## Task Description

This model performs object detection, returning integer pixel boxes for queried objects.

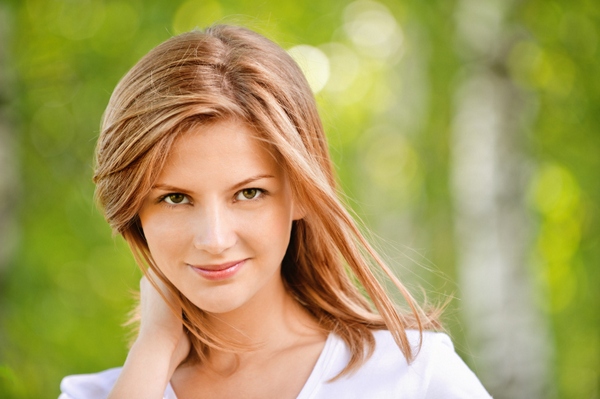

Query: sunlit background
[0,0,598,398]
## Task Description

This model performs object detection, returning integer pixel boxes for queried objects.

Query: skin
[108,119,326,399]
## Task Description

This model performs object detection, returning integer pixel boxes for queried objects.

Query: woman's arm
[107,273,190,399]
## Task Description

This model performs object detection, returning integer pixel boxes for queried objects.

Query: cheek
[141,215,188,262]
[247,202,294,252]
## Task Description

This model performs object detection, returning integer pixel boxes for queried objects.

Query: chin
[188,294,250,315]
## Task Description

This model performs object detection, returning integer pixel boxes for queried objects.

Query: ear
[292,199,307,221]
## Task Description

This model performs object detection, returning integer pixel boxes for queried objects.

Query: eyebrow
[151,174,276,192]
[230,174,275,191]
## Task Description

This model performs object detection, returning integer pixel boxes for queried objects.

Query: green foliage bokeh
[0,0,598,398]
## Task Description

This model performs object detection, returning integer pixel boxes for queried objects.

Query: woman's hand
[137,270,191,372]
[107,270,191,399]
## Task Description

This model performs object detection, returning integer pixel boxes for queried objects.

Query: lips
[189,259,246,281]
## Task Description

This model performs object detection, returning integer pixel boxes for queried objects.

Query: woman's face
[138,119,302,315]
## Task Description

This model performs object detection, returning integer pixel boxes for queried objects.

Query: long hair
[93,24,440,376]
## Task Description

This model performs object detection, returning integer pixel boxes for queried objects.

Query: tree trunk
[0,4,18,274]
[450,0,552,397]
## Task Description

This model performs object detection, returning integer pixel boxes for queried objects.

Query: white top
[59,330,492,398]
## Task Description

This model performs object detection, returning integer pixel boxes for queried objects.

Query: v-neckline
[164,333,338,399]
[295,332,339,399]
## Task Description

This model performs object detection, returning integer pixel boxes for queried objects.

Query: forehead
[157,119,282,184]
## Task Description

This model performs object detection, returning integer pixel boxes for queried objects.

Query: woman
[60,25,491,398]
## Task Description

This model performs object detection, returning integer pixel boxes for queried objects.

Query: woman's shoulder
[306,329,492,398]
[372,328,453,352]
[360,329,465,370]
[372,328,458,364]
[373,329,491,398]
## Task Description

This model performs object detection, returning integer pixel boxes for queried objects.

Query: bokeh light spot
[287,45,330,94]
[538,219,581,263]
[343,0,403,59]
[320,42,360,94]
[530,163,581,221]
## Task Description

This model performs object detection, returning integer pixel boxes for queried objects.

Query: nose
[192,202,237,255]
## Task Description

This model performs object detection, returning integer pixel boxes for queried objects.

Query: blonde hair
[94,24,440,376]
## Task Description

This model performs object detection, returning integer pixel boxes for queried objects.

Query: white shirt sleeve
[423,334,492,398]
[58,367,178,399]
[59,368,121,399]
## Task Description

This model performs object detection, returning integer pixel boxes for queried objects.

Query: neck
[200,274,323,370]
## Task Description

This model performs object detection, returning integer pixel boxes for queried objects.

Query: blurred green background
[0,0,598,398]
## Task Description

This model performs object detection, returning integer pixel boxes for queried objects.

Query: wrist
[134,330,179,354]
[133,328,190,373]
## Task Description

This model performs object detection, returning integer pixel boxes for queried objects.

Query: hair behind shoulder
[93,24,442,377]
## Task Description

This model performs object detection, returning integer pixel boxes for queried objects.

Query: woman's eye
[236,188,263,201]
[163,193,189,205]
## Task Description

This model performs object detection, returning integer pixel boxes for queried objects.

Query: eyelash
[234,188,266,202]
[158,188,267,207]
[158,193,190,207]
